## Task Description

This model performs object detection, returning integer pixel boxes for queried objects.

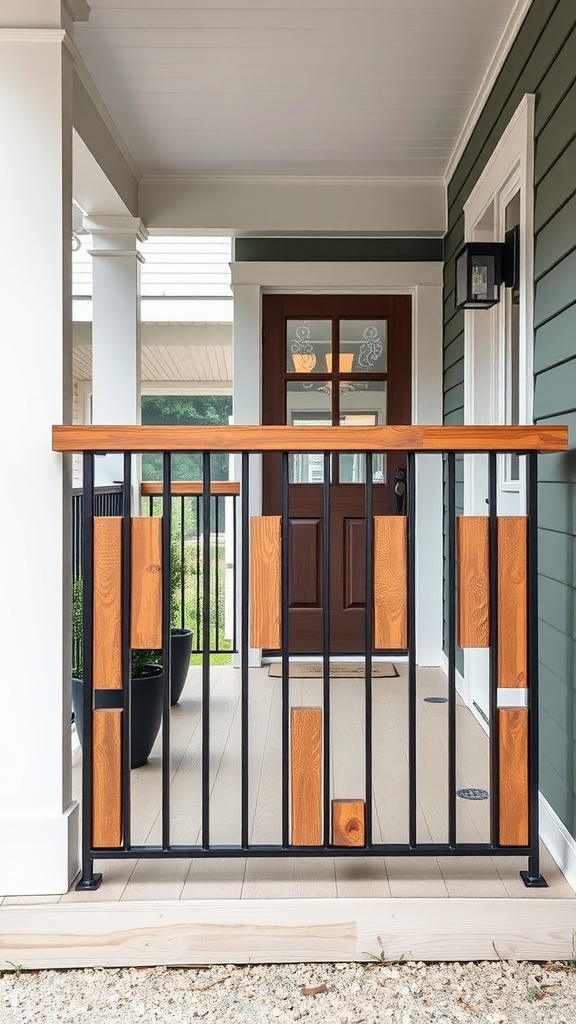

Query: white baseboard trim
[539,794,576,893]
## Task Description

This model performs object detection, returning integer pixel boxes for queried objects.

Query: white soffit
[75,0,520,179]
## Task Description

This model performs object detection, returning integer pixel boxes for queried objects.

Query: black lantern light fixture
[454,226,519,310]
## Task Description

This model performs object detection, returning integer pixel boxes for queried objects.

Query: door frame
[461,94,535,727]
[231,260,444,666]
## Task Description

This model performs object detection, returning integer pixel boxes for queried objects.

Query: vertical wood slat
[92,710,122,848]
[373,516,407,649]
[499,708,529,846]
[457,516,489,648]
[93,517,122,688]
[498,517,528,687]
[131,517,163,649]
[291,707,322,846]
[332,800,365,847]
[250,516,281,649]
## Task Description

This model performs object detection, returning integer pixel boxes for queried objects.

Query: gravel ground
[2,960,576,1024]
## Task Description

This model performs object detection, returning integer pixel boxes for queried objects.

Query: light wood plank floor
[2,665,573,905]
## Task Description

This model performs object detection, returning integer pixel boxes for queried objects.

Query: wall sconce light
[454,226,519,310]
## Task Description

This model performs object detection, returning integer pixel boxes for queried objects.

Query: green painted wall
[235,237,443,262]
[443,0,576,835]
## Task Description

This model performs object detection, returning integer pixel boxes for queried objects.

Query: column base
[520,870,548,888]
[0,802,79,896]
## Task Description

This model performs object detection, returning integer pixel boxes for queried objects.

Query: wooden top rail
[141,481,240,497]
[53,424,568,454]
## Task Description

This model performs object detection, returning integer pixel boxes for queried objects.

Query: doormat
[268,662,398,678]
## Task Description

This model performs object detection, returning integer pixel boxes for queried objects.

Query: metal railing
[54,424,568,892]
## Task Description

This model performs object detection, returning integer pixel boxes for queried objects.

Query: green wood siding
[234,237,443,262]
[443,0,576,835]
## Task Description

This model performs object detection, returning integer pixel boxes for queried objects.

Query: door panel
[262,294,412,654]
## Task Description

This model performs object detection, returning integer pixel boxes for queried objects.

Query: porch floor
[3,664,573,905]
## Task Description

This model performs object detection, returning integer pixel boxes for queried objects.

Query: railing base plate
[75,873,102,892]
[520,870,548,889]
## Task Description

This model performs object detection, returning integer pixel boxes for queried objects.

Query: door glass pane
[339,320,387,373]
[339,381,387,483]
[286,381,331,483]
[286,319,332,374]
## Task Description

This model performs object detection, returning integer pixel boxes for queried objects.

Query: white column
[85,216,147,497]
[0,3,88,895]
[232,284,262,667]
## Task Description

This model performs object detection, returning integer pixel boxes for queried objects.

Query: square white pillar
[0,23,80,895]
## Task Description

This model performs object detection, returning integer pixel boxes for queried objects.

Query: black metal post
[202,453,211,849]
[75,453,102,891]
[407,451,417,847]
[447,451,457,848]
[281,451,290,848]
[241,453,250,848]
[521,451,547,887]
[161,453,172,850]
[488,453,500,848]
[322,451,331,847]
[121,453,133,851]
[364,452,374,847]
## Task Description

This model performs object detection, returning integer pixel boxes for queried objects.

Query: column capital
[84,215,148,246]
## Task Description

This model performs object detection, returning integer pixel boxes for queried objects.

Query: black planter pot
[170,628,193,705]
[72,665,164,768]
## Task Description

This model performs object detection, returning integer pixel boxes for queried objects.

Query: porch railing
[54,424,567,892]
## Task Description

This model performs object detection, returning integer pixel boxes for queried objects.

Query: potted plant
[169,540,193,705]
[71,578,164,768]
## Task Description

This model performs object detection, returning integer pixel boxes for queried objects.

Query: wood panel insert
[130,517,163,650]
[332,800,365,847]
[374,516,407,649]
[498,517,527,687]
[457,517,489,648]
[250,516,281,648]
[93,517,122,689]
[499,708,529,847]
[291,707,322,846]
[92,710,122,848]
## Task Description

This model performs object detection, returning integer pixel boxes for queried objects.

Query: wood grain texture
[250,516,281,648]
[131,517,162,649]
[457,517,489,648]
[499,708,529,847]
[332,800,365,847]
[92,710,122,848]
[52,424,568,454]
[498,517,527,687]
[291,707,322,847]
[374,516,407,649]
[141,481,240,497]
[93,517,123,689]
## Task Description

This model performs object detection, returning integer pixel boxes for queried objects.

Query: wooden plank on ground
[457,516,489,648]
[131,517,162,649]
[93,517,123,688]
[498,517,527,687]
[291,707,322,846]
[250,516,281,649]
[374,516,407,649]
[92,710,122,848]
[332,800,365,847]
[499,708,528,847]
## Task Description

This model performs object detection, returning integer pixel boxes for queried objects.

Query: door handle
[394,468,406,515]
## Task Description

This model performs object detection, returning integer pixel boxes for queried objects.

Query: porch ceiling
[73,342,232,386]
[76,0,521,178]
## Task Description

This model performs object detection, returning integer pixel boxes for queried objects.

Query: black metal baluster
[161,453,172,850]
[521,451,547,887]
[322,451,331,848]
[447,451,457,848]
[195,495,201,652]
[365,452,374,847]
[121,453,132,851]
[281,451,290,848]
[75,453,101,890]
[180,495,185,631]
[241,453,250,849]
[202,453,211,849]
[233,491,238,654]
[215,494,220,652]
[488,453,500,849]
[407,451,417,847]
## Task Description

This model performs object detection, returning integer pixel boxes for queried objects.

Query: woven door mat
[268,662,398,678]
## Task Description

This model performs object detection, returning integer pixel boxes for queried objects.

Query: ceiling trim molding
[444,0,533,184]
[140,174,445,188]
[0,28,66,43]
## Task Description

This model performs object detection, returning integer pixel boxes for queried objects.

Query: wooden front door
[262,294,412,654]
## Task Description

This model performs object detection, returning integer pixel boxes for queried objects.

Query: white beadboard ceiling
[76,0,522,178]
[73,343,232,384]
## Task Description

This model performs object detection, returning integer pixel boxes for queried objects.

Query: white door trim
[231,261,444,666]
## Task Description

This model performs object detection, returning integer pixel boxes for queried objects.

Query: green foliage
[72,576,84,677]
[525,986,538,1002]
[141,394,232,484]
[0,961,23,978]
